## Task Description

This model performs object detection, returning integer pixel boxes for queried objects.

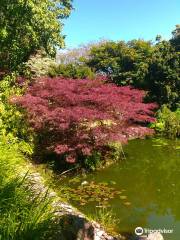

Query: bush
[0,73,33,154]
[48,63,95,79]
[84,151,101,170]
[13,77,157,168]
[24,50,57,79]
[151,105,180,138]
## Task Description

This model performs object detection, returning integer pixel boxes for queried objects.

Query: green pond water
[58,138,180,239]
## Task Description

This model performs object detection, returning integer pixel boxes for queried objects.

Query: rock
[48,191,57,197]
[94,229,104,239]
[81,181,88,186]
[139,236,148,240]
[147,232,164,240]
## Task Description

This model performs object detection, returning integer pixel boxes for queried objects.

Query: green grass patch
[0,143,62,240]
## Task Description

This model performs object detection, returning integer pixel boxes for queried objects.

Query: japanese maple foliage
[13,77,157,164]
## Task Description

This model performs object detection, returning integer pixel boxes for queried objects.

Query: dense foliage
[85,40,153,87]
[48,63,95,79]
[73,28,179,110]
[0,74,33,154]
[146,41,180,109]
[170,24,180,51]
[0,0,72,71]
[22,50,95,80]
[151,105,180,138]
[24,50,57,79]
[13,77,157,167]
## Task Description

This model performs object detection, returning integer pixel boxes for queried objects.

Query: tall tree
[86,41,136,85]
[86,39,154,87]
[146,41,180,109]
[0,0,73,71]
[170,24,180,51]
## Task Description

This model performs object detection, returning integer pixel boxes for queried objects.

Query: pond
[57,138,180,239]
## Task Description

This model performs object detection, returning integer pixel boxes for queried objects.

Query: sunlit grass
[87,207,119,235]
[0,143,62,240]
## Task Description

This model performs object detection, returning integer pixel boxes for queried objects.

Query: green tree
[170,24,180,51]
[146,41,180,109]
[86,39,154,87]
[48,63,95,79]
[0,0,72,71]
[86,40,136,85]
[127,39,153,88]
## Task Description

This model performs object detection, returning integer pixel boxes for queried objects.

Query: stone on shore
[147,232,164,240]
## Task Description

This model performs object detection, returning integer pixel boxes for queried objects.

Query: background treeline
[54,27,180,110]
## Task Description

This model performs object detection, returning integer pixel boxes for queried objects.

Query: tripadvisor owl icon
[135,227,144,236]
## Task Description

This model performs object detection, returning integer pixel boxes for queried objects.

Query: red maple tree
[13,77,157,164]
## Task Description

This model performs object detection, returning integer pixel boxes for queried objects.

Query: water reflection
[61,138,180,239]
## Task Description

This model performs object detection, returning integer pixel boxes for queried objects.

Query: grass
[87,207,119,235]
[0,143,63,240]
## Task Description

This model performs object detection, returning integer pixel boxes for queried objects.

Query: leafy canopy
[146,41,180,109]
[0,0,73,70]
[170,24,180,51]
[86,39,154,87]
[13,77,157,166]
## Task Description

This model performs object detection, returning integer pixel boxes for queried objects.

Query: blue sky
[62,0,180,49]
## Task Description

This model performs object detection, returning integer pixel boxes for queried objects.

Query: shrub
[48,63,95,79]
[24,50,57,79]
[151,105,180,138]
[13,77,157,167]
[0,73,33,154]
[84,151,101,170]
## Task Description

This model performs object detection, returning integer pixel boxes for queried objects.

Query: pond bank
[26,170,124,240]
[47,138,180,240]
[0,142,124,240]
[25,162,166,240]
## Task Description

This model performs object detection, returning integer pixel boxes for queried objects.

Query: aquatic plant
[60,180,131,208]
[87,207,119,234]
